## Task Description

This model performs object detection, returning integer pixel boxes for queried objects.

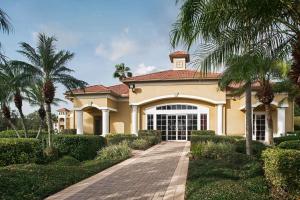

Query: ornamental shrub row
[106,133,137,146]
[0,138,42,166]
[191,130,215,136]
[52,135,106,161]
[262,148,300,199]
[278,140,300,150]
[138,130,162,145]
[0,130,47,138]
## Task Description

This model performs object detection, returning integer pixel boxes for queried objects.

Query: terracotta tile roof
[169,51,190,62]
[228,81,261,90]
[57,108,70,112]
[69,84,129,97]
[123,70,221,83]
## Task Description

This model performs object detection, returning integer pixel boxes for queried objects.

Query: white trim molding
[239,101,289,110]
[130,94,226,106]
[217,104,223,135]
[131,105,138,135]
[277,107,286,136]
[102,109,110,136]
[73,104,117,112]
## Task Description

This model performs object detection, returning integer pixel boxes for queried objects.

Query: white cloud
[95,37,137,61]
[123,27,129,34]
[135,63,157,75]
[32,24,80,48]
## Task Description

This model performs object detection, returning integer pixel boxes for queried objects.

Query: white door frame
[253,112,267,142]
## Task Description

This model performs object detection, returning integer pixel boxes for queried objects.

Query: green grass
[0,157,125,200]
[186,157,271,200]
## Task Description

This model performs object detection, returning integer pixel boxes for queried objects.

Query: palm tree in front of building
[113,63,132,81]
[15,33,87,148]
[0,8,12,60]
[219,53,288,145]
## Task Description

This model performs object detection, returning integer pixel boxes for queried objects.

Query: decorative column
[76,110,83,134]
[217,104,223,135]
[102,109,110,136]
[131,105,138,135]
[277,107,286,136]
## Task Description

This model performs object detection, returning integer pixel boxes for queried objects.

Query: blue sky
[1,0,183,114]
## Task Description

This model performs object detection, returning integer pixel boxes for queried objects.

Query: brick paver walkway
[46,142,190,200]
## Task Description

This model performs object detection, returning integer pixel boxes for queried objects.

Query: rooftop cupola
[169,51,190,70]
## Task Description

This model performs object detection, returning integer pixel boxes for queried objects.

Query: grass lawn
[186,157,271,200]
[0,157,124,200]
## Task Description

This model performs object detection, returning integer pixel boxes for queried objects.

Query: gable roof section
[123,69,221,83]
[69,83,129,97]
[57,108,70,112]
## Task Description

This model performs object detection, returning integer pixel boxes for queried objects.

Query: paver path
[46,142,190,200]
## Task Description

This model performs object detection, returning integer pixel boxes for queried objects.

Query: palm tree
[0,8,12,61]
[170,0,299,154]
[113,63,132,81]
[0,61,32,137]
[219,54,288,145]
[24,82,65,138]
[0,83,20,138]
[15,33,87,147]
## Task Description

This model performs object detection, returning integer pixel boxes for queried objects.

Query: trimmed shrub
[191,130,215,136]
[262,148,300,198]
[138,130,162,144]
[235,140,267,158]
[51,156,81,166]
[96,141,131,161]
[53,135,106,161]
[0,130,47,138]
[191,141,236,159]
[274,135,300,145]
[278,140,300,150]
[191,135,240,144]
[60,129,77,135]
[106,133,137,145]
[0,138,42,166]
[130,138,150,150]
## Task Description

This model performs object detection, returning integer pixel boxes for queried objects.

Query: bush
[0,130,47,138]
[262,148,300,199]
[0,138,42,166]
[96,141,131,161]
[278,140,300,150]
[106,133,137,145]
[191,135,240,144]
[138,130,161,144]
[191,141,236,159]
[130,138,150,150]
[235,140,267,158]
[52,135,106,161]
[60,129,76,135]
[191,130,215,136]
[274,135,300,145]
[51,156,81,166]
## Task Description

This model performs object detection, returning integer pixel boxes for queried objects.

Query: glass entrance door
[177,115,187,140]
[167,115,177,140]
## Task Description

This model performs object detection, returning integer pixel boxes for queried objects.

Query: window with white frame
[147,114,154,130]
[200,114,207,130]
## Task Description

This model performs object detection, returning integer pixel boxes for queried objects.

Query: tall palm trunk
[45,103,53,147]
[36,120,43,139]
[36,105,46,139]
[2,105,20,138]
[14,91,28,137]
[265,104,274,145]
[245,82,253,155]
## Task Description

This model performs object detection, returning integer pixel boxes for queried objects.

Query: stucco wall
[72,95,118,110]
[129,81,226,105]
[110,101,131,133]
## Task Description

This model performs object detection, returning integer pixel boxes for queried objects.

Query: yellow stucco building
[63,51,294,142]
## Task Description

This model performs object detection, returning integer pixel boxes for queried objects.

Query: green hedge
[0,138,42,166]
[60,129,76,135]
[52,135,106,161]
[191,135,240,144]
[278,140,300,150]
[138,130,161,145]
[274,135,300,145]
[106,133,137,146]
[0,130,47,138]
[191,130,215,136]
[235,140,267,158]
[262,148,300,198]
